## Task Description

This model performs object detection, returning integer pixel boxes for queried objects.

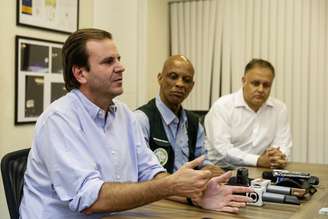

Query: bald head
[161,55,195,75]
[158,54,195,114]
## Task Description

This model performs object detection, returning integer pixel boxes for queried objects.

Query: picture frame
[17,0,79,34]
[15,35,67,124]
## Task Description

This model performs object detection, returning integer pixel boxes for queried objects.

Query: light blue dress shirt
[134,96,210,172]
[20,89,165,219]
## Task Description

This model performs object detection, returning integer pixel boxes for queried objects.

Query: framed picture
[15,35,67,124]
[17,0,79,34]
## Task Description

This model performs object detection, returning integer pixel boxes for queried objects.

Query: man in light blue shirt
[20,29,251,218]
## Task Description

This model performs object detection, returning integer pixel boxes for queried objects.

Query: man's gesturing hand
[167,155,212,199]
[195,171,253,213]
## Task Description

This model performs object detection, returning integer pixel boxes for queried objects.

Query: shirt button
[98,112,104,118]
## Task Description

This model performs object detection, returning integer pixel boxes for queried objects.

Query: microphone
[228,168,303,207]
[262,192,300,205]
[266,185,306,198]
[250,178,306,198]
[262,170,319,197]
[262,171,276,181]
[246,179,301,206]
[262,170,319,185]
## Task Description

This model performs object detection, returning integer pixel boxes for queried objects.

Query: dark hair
[244,58,275,77]
[62,28,113,91]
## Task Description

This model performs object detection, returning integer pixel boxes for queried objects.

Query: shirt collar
[155,96,187,125]
[72,89,117,120]
[234,88,274,110]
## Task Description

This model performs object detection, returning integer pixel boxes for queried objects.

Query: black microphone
[262,171,276,181]
[262,192,300,205]
[262,170,319,185]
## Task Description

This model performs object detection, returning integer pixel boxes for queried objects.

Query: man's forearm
[84,156,211,214]
[84,176,174,214]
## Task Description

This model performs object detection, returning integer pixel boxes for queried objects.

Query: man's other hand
[194,171,253,213]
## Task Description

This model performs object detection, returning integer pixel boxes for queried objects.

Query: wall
[92,0,169,109]
[93,0,146,108]
[0,1,168,218]
[147,0,170,99]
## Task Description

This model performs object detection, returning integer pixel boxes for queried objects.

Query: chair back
[1,148,30,219]
[190,110,208,127]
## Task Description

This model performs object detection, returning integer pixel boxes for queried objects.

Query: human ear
[157,72,162,83]
[190,81,195,90]
[72,65,87,84]
[242,76,246,85]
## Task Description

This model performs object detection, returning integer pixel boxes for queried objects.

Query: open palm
[196,171,252,213]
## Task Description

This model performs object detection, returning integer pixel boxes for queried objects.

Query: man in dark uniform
[135,55,223,175]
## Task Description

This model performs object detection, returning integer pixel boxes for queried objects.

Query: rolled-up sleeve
[134,110,151,144]
[37,113,104,212]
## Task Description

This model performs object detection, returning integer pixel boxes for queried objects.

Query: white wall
[0,0,169,218]
[93,0,146,108]
[93,0,169,109]
[147,0,170,99]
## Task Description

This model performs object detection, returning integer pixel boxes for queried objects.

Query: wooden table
[103,163,328,219]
